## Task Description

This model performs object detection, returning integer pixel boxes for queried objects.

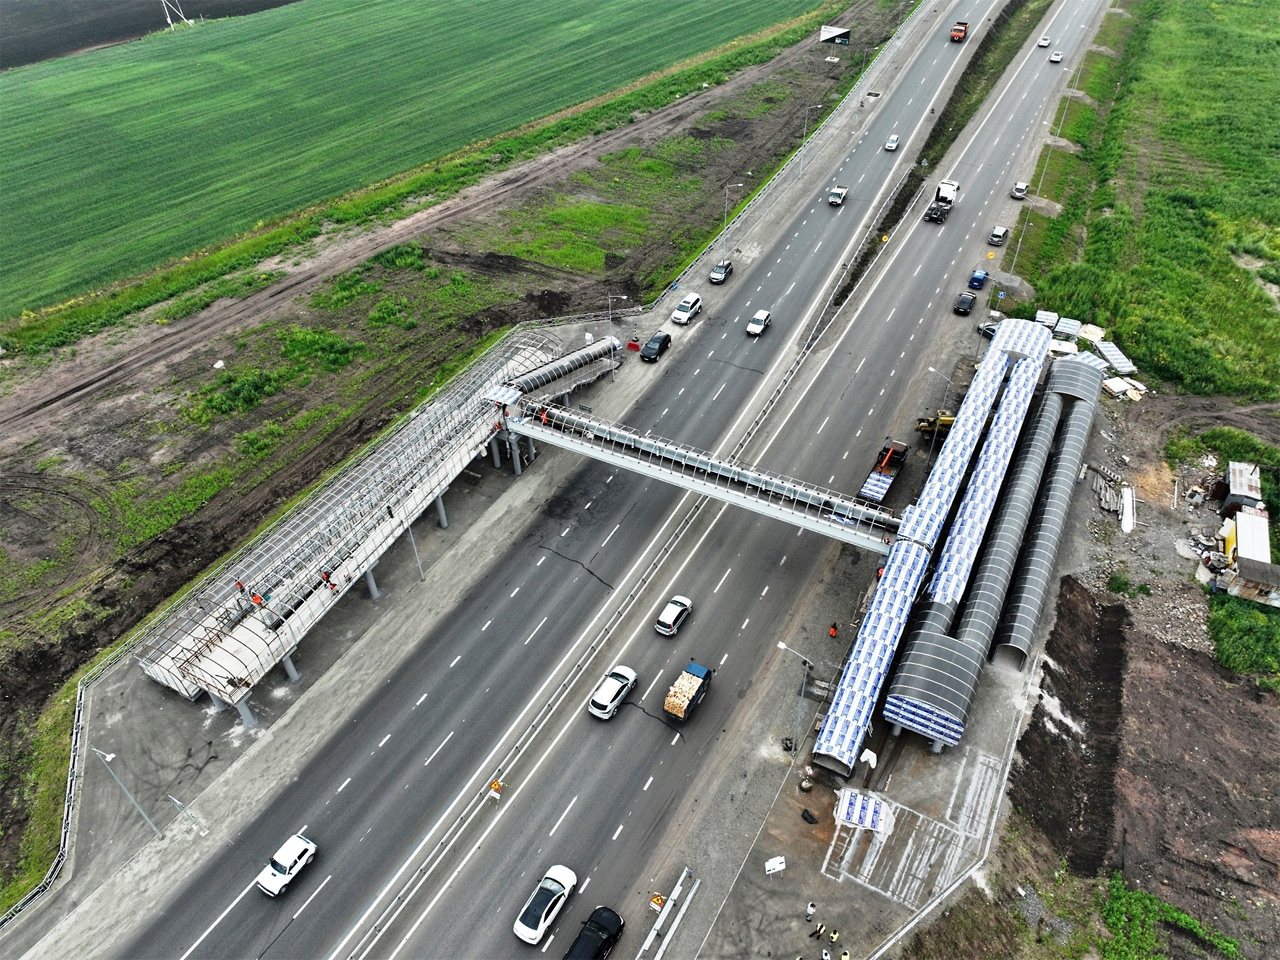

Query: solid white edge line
[294,874,332,920]
[178,879,257,960]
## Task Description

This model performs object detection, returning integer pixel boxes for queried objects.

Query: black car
[953,292,978,315]
[563,906,625,960]
[639,332,671,361]
[708,259,733,284]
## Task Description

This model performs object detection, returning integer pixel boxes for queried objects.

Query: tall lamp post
[606,295,628,380]
[91,746,163,839]
[777,641,813,756]
[721,182,744,262]
[799,103,823,175]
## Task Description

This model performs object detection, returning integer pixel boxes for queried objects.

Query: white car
[256,833,316,896]
[654,595,693,635]
[588,665,638,720]
[513,864,577,944]
[746,309,771,336]
[884,134,900,152]
[670,293,702,325]
[1038,35,1050,47]
[1049,51,1063,63]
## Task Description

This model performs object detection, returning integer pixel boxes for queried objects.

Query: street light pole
[926,366,953,462]
[722,182,744,261]
[776,641,813,757]
[799,103,823,175]
[91,746,163,840]
[606,295,627,381]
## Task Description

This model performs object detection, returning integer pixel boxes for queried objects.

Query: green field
[0,0,817,318]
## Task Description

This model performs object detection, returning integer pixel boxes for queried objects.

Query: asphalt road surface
[116,0,1106,956]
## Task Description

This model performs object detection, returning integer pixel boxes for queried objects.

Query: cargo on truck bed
[950,21,969,41]
[828,185,848,206]
[664,661,711,721]
[858,438,909,504]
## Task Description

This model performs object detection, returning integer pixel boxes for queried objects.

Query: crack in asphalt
[539,545,615,590]
[710,357,766,375]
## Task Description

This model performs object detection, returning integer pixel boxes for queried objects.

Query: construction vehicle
[858,438,910,503]
[828,185,849,206]
[950,21,969,41]
[663,660,711,721]
[916,409,956,435]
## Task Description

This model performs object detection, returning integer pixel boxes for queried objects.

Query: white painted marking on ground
[481,620,491,631]
[580,876,591,893]
[829,475,835,484]
[711,383,726,402]
[670,732,680,746]
[644,776,654,791]
[423,732,453,768]
[536,556,545,567]
[510,587,519,597]
[855,357,866,373]
[549,795,577,836]
[178,880,258,960]
[761,585,769,597]
[741,618,750,630]
[338,778,351,793]
[415,693,427,707]
[659,408,668,419]
[641,672,663,702]
[814,241,822,252]
[449,655,461,669]
[842,451,849,460]
[817,416,829,434]
[720,653,729,666]
[524,616,548,645]
[378,734,390,748]
[714,568,732,593]
[541,934,554,954]
[601,524,620,547]
[293,874,331,920]
[612,824,624,841]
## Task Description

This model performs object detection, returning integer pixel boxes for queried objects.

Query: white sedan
[1038,35,1050,47]
[1049,51,1063,63]
[588,665,637,720]
[514,864,577,944]
[746,309,771,336]
[884,134,900,151]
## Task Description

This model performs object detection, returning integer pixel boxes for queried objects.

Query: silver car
[588,666,638,720]
[654,595,693,636]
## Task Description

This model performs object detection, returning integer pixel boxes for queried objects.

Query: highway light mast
[160,0,194,30]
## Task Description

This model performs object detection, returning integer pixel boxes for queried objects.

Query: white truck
[923,179,959,222]
[828,185,849,206]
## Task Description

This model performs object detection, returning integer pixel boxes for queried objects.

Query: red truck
[950,21,969,42]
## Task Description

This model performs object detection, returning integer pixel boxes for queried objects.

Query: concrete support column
[281,653,301,683]
[208,691,229,712]
[235,699,258,728]
[507,436,522,476]
[930,739,944,755]
[434,493,448,529]
[890,723,902,737]
[524,435,536,463]
[365,566,381,600]
[490,437,502,468]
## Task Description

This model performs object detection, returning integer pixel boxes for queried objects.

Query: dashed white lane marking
[561,527,570,537]
[842,451,849,460]
[602,524,620,547]
[482,620,491,631]
[540,934,554,953]
[670,732,681,746]
[424,731,453,767]
[612,824,624,841]
[855,357,866,373]
[761,585,769,597]
[817,416,829,434]
[720,653,729,666]
[293,874,331,920]
[714,567,732,593]
[580,876,591,893]
[524,616,548,645]
[641,672,664,702]
[449,655,461,669]
[378,734,391,748]
[537,556,545,566]
[549,795,577,836]
[178,879,257,960]
[415,693,427,707]
[644,776,654,791]
[510,587,520,597]
[711,382,726,402]
[338,778,351,793]
[741,618,750,630]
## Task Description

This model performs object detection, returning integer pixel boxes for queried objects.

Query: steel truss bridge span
[501,401,900,554]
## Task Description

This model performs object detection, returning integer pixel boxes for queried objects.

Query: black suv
[640,332,671,361]
[563,906,625,959]
[709,259,733,283]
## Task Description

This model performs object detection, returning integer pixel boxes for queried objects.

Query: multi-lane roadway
[113,1,1109,957]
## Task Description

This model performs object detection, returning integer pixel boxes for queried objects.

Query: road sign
[764,856,786,875]
[650,894,666,912]
[998,291,1006,299]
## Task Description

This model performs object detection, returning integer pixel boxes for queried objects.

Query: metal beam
[504,405,897,554]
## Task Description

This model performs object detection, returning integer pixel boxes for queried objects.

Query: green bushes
[1207,594,1280,688]
[1100,872,1239,959]
[199,327,364,417]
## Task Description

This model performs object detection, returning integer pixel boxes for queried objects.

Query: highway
[115,0,1108,957]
